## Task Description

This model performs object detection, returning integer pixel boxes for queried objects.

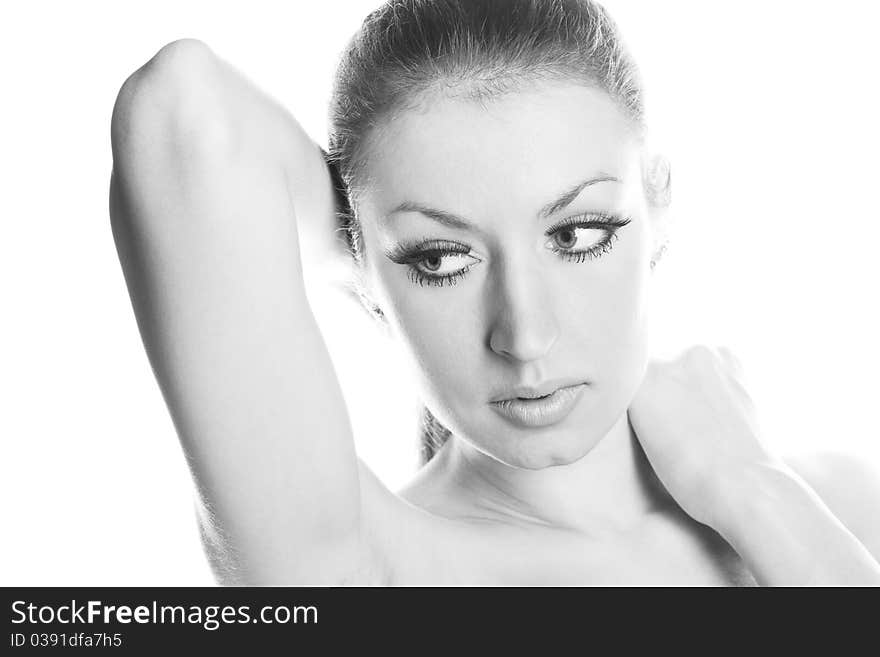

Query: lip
[489,382,588,429]
[490,378,587,402]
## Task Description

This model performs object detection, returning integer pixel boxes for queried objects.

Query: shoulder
[356,460,466,585]
[784,449,880,558]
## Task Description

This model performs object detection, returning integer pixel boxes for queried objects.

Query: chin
[487,425,607,470]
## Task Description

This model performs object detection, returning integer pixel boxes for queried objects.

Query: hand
[628,345,784,527]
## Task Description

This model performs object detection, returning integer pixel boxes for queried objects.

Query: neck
[436,413,671,536]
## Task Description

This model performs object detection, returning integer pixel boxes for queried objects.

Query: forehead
[360,82,641,220]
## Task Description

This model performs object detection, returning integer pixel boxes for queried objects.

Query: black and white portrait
[4,0,879,587]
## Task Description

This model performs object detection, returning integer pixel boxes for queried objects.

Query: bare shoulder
[784,449,880,558]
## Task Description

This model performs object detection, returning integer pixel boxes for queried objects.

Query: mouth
[491,378,587,403]
[489,382,588,429]
[516,392,553,400]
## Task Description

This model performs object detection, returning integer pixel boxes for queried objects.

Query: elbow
[111,39,232,162]
[141,38,217,80]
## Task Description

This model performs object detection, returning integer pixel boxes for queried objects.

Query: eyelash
[387,213,631,287]
[544,213,632,263]
[386,240,478,287]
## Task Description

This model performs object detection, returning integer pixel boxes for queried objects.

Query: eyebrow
[384,175,621,230]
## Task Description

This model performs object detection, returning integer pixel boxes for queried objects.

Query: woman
[109,0,880,585]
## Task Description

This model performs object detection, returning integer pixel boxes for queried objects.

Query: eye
[544,214,631,263]
[416,252,477,277]
[547,225,606,251]
[385,239,482,287]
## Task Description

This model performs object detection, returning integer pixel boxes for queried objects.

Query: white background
[2,0,878,585]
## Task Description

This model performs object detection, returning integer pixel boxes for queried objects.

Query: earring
[353,281,385,322]
[650,241,668,270]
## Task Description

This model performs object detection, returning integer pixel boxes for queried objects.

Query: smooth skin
[110,39,880,585]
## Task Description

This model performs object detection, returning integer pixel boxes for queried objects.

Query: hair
[325,0,647,465]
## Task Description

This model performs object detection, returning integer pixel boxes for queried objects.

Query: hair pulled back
[326,0,645,464]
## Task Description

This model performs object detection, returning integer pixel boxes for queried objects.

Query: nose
[487,261,560,363]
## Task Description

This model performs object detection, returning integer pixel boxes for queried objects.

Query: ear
[641,150,672,268]
[643,151,671,209]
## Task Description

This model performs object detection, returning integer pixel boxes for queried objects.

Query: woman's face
[356,81,659,469]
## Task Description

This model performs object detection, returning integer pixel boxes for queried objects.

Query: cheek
[586,231,652,397]
[372,264,483,395]
[561,224,651,393]
[358,224,483,404]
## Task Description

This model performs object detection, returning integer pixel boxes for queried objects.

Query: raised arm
[109,39,370,584]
